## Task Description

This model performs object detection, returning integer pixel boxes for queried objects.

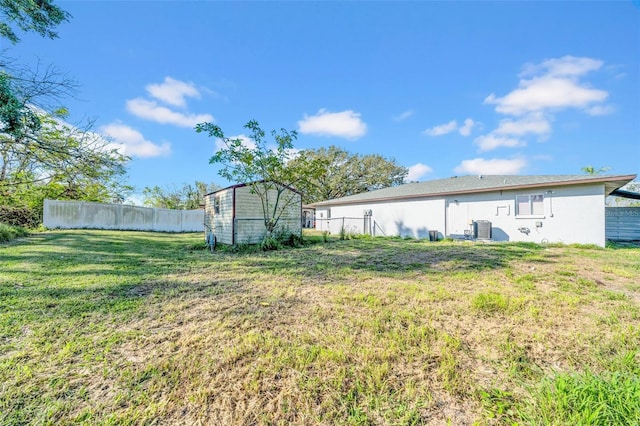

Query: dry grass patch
[1,231,639,425]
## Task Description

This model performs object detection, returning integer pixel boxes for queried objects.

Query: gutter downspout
[444,199,449,237]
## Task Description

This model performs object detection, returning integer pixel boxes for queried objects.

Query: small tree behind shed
[196,120,301,241]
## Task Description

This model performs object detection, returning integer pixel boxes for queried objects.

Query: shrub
[284,232,304,247]
[259,230,304,251]
[0,206,40,228]
[260,236,282,251]
[0,222,30,243]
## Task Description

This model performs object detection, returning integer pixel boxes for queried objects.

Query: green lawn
[1,230,639,425]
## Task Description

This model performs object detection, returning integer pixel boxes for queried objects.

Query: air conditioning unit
[473,220,492,240]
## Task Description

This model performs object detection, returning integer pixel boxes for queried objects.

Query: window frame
[213,195,221,214]
[516,194,544,218]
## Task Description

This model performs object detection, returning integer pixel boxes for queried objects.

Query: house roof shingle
[310,174,637,207]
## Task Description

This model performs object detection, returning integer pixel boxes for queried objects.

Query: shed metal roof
[310,174,637,207]
[204,180,302,197]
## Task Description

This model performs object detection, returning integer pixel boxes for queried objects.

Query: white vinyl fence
[43,199,204,232]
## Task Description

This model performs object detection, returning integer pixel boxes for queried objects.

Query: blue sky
[5,1,640,202]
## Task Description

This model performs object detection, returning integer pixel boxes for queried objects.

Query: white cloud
[146,77,200,107]
[520,56,603,78]
[393,110,414,122]
[298,109,367,140]
[494,114,551,136]
[454,157,527,175]
[126,98,214,127]
[458,118,476,136]
[474,56,612,158]
[423,120,457,136]
[406,163,433,182]
[586,105,615,116]
[214,134,256,152]
[473,113,549,152]
[423,118,477,137]
[485,77,608,115]
[101,123,171,158]
[474,134,526,151]
[485,56,609,116]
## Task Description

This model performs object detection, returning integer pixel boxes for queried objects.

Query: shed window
[214,195,221,214]
[516,194,544,216]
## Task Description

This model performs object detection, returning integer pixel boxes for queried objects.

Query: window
[213,195,221,214]
[516,194,544,216]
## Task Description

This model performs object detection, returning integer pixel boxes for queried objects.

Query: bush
[0,222,30,243]
[260,236,282,251]
[260,230,304,251]
[0,206,40,228]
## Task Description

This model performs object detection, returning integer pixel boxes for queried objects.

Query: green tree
[607,180,640,207]
[1,111,132,216]
[0,0,70,44]
[142,181,219,210]
[288,145,408,203]
[581,165,611,175]
[196,120,299,238]
[1,0,75,140]
[0,0,131,223]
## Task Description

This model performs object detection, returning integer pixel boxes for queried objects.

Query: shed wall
[235,185,301,244]
[204,188,234,245]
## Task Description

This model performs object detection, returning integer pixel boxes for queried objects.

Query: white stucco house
[203,181,302,245]
[310,174,637,247]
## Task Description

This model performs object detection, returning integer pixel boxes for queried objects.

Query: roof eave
[310,174,638,207]
[204,180,303,197]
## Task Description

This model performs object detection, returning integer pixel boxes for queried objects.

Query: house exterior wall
[316,198,445,239]
[442,184,605,246]
[315,183,607,246]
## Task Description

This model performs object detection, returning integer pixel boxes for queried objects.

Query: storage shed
[203,181,302,245]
